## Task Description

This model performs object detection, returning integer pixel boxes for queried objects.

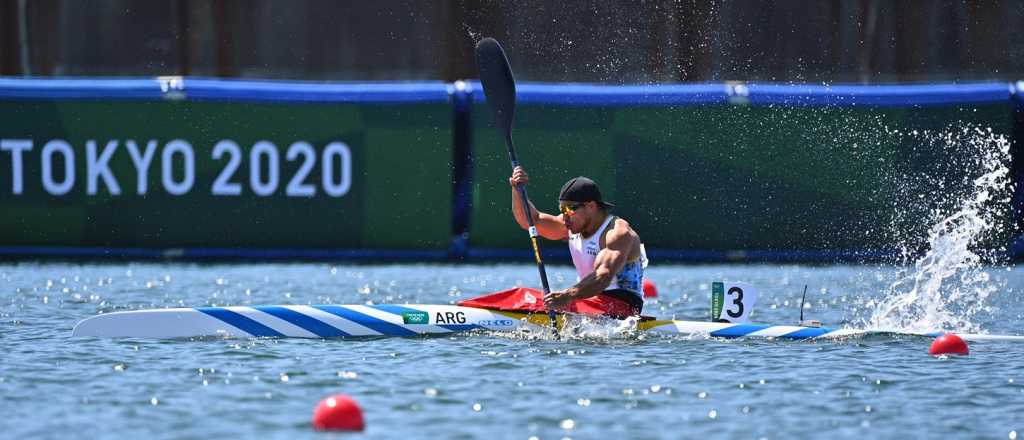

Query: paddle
[474,37,558,332]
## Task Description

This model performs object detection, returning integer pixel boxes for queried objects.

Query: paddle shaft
[475,37,557,329]
[508,143,553,297]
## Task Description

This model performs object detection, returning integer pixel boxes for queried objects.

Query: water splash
[495,314,642,342]
[562,314,641,340]
[864,126,1013,334]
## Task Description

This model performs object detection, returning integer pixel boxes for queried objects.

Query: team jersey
[567,215,646,300]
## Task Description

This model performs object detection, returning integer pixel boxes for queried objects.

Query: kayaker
[509,166,646,319]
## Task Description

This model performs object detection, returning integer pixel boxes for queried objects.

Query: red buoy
[929,334,969,356]
[642,278,658,298]
[312,394,365,431]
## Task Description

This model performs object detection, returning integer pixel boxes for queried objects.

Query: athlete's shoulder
[611,216,637,236]
[604,217,638,244]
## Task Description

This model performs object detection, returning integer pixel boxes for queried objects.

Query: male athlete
[509,166,646,318]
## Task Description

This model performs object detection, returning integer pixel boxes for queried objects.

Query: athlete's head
[557,176,613,234]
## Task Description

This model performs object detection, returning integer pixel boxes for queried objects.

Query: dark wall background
[2,0,1023,83]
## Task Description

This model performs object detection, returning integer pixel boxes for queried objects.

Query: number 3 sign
[711,282,758,323]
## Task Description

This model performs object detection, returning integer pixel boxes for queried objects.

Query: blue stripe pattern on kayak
[254,306,350,337]
[314,306,418,337]
[195,307,284,337]
[710,324,768,338]
[781,327,833,339]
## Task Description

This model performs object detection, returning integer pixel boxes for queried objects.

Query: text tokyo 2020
[0,139,353,197]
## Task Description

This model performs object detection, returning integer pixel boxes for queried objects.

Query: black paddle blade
[475,37,517,140]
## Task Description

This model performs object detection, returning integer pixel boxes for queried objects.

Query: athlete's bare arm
[509,166,569,241]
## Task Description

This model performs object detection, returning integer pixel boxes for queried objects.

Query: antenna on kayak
[799,285,807,322]
[798,285,822,328]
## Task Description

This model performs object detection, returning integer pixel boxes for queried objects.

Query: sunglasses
[559,203,586,216]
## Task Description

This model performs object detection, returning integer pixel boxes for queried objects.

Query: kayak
[72,302,1024,342]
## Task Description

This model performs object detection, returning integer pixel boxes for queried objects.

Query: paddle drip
[864,126,1013,334]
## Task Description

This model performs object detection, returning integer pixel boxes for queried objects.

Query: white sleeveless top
[567,215,646,298]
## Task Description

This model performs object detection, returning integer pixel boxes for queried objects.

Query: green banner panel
[0,100,452,249]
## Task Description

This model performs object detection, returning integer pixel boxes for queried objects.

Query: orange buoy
[312,394,365,431]
[929,334,969,356]
[642,278,658,298]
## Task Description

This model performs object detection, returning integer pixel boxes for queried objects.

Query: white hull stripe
[288,305,380,336]
[196,307,282,337]
[313,305,419,336]
[197,305,413,338]
[252,306,350,337]
[705,323,834,339]
[235,306,321,338]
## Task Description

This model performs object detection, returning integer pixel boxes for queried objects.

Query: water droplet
[650,385,661,393]
[113,364,125,372]
[337,371,358,379]
[472,403,482,411]
[697,391,708,399]
[150,397,158,405]
[424,388,438,397]
[865,405,872,413]
[577,398,590,407]
[708,410,717,419]
[279,374,289,382]
[560,419,575,429]
[1009,430,1017,440]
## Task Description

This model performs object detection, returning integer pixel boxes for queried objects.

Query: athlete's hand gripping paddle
[475,38,558,333]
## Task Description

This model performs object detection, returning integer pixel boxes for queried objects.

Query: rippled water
[3,262,1023,439]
